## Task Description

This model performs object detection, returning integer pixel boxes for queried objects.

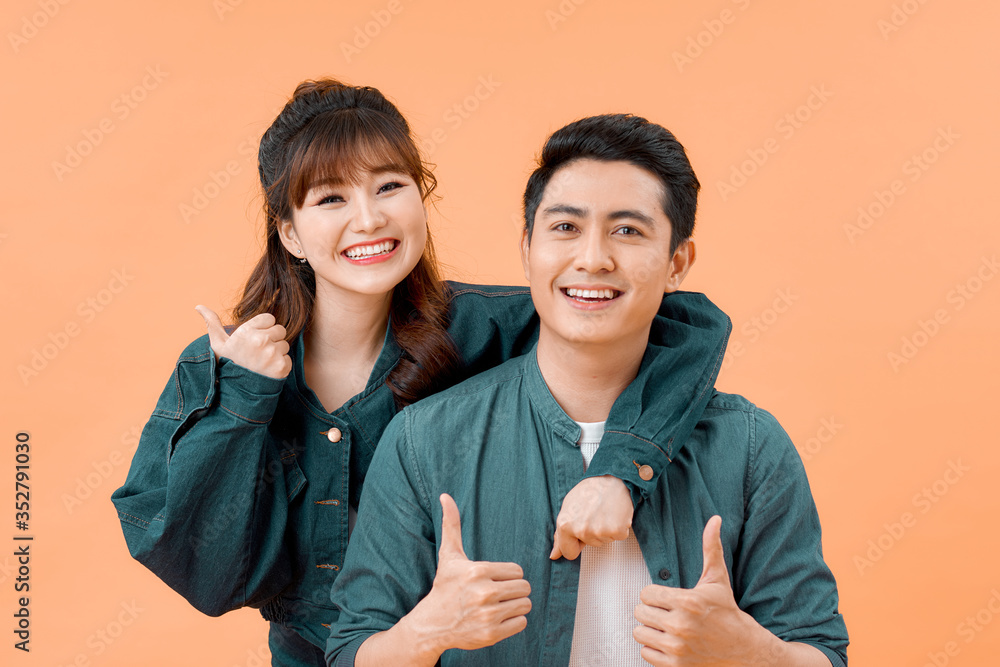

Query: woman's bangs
[286,110,419,208]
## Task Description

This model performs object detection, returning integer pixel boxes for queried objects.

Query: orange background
[3,0,998,665]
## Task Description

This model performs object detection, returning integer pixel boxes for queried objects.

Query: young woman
[111,79,729,666]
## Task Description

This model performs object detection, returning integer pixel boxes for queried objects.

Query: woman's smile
[342,238,401,264]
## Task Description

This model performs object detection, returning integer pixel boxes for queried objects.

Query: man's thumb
[195,305,229,348]
[438,493,468,561]
[697,515,730,587]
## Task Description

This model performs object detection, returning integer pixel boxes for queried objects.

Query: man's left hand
[632,515,761,666]
[550,475,632,560]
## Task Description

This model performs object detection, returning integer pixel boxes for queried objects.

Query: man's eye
[378,181,404,194]
[554,222,576,232]
[614,226,641,236]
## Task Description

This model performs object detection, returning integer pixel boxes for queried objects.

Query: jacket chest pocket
[267,443,307,503]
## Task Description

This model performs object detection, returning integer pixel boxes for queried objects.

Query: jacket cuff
[327,634,366,667]
[583,431,669,506]
[797,641,846,667]
[214,357,286,424]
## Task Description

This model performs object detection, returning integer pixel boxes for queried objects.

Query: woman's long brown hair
[232,79,458,407]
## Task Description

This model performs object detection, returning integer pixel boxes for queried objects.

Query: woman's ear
[277,218,303,258]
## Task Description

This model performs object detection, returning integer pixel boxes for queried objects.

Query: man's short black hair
[522,114,700,253]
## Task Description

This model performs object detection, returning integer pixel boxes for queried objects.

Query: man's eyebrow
[607,209,656,225]
[541,204,588,218]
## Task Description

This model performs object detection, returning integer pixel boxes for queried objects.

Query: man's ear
[520,228,531,282]
[665,239,696,293]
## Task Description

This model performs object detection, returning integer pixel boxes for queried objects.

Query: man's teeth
[345,241,395,259]
[566,288,617,300]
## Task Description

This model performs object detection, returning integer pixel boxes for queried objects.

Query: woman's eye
[318,194,344,205]
[378,181,404,194]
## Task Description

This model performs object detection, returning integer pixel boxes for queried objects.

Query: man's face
[521,158,694,351]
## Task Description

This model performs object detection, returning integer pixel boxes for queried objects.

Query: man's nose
[573,228,615,273]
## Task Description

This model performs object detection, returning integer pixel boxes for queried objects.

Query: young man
[326,115,849,666]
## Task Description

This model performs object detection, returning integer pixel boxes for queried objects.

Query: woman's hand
[550,475,633,560]
[195,306,292,379]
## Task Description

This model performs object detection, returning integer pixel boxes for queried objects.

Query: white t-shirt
[568,421,653,667]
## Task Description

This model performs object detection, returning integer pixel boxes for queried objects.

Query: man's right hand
[409,494,532,654]
[196,306,291,379]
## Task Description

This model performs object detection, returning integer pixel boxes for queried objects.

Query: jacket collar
[287,320,403,425]
[522,291,731,461]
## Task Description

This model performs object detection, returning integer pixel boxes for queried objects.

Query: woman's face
[279,167,428,302]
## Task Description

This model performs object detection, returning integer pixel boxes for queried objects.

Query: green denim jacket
[111,284,730,666]
[326,349,848,666]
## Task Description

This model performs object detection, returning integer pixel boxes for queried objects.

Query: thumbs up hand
[405,494,532,656]
[195,306,292,379]
[632,516,760,666]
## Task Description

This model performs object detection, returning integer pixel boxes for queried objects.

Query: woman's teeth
[345,241,395,259]
[565,288,617,300]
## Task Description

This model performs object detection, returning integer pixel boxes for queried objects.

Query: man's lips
[560,287,623,302]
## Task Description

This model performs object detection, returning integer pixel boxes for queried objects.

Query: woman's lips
[341,239,400,264]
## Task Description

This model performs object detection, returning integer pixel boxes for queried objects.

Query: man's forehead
[538,159,668,218]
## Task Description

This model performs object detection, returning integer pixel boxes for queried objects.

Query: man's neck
[535,329,648,423]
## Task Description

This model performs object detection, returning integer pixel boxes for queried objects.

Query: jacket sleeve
[732,408,849,666]
[325,410,438,666]
[445,284,733,507]
[586,290,733,505]
[110,335,302,616]
[444,282,539,380]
